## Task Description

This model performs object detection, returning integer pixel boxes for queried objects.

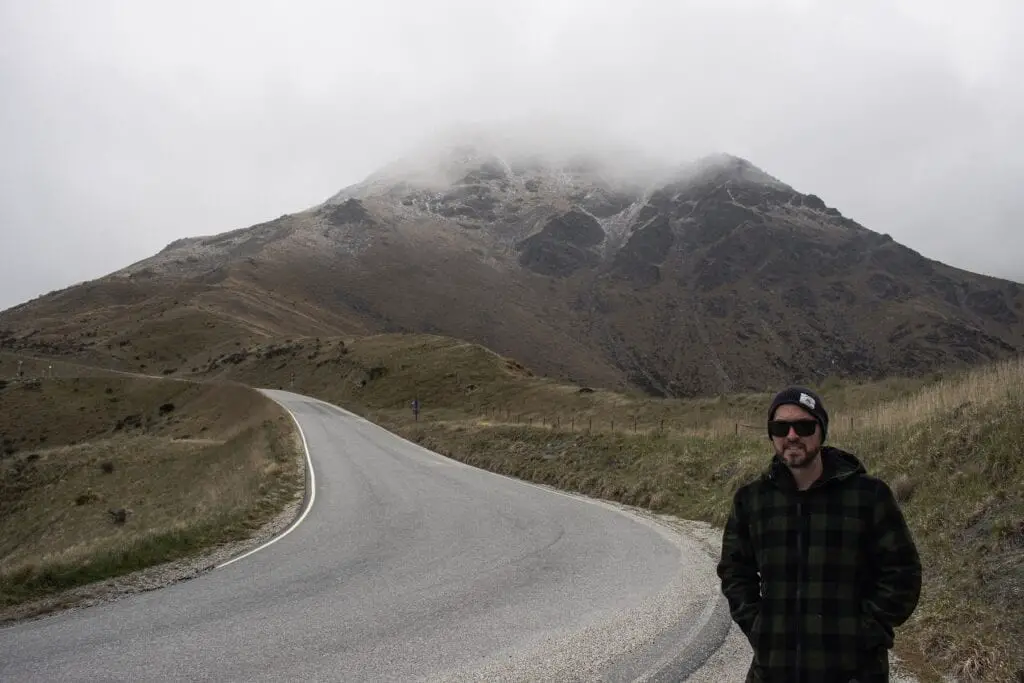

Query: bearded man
[716,386,922,682]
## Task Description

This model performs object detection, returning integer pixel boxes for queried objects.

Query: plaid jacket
[716,447,922,683]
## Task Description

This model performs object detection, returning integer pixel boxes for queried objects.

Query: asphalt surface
[0,390,741,682]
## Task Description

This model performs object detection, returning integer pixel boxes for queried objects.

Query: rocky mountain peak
[324,131,670,206]
[323,139,807,226]
[3,129,1023,401]
[675,153,793,191]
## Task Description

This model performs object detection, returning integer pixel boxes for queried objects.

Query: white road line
[215,400,317,569]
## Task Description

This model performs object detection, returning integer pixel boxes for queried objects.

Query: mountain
[2,140,1022,397]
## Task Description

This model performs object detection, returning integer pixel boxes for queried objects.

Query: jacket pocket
[857,613,891,682]
[748,609,775,668]
[745,610,762,647]
[859,612,889,650]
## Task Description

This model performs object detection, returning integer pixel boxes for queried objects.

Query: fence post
[735,423,738,435]
[849,416,853,431]
[611,419,614,431]
[633,415,637,433]
[588,417,592,432]
[660,419,664,433]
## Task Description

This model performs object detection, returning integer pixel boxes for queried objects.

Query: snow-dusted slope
[115,134,810,281]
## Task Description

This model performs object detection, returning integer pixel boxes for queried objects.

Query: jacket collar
[765,446,866,492]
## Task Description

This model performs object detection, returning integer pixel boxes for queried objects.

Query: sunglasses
[768,419,819,438]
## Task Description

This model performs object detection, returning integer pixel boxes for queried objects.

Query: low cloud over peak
[2,0,1022,310]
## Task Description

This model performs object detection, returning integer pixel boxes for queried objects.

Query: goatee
[779,444,820,469]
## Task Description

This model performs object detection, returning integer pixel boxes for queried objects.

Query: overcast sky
[1,0,1022,311]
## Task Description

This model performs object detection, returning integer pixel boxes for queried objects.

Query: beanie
[768,386,829,441]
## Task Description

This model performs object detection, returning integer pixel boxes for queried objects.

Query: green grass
[2,517,227,605]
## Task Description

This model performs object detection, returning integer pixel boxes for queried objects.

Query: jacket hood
[765,446,866,492]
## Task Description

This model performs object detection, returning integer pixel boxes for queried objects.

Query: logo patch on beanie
[799,393,816,410]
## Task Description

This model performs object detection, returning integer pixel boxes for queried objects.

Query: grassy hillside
[204,333,1022,682]
[0,372,304,619]
[5,334,1021,679]
[0,272,366,379]
[199,332,942,435]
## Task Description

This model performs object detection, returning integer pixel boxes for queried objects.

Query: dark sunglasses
[768,419,818,438]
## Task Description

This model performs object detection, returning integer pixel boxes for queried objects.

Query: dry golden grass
[0,371,303,612]
[0,270,362,381]
[853,355,1024,431]
[0,370,272,456]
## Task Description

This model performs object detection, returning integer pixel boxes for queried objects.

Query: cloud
[1,0,1021,310]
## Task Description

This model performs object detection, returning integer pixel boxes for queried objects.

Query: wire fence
[408,404,864,439]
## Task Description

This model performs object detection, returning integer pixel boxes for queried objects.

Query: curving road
[0,390,741,682]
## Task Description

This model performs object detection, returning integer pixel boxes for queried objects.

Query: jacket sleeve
[861,479,922,647]
[716,487,761,637]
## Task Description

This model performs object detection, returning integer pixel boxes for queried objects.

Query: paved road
[0,390,739,681]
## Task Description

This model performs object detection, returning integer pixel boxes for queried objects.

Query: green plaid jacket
[716,447,922,683]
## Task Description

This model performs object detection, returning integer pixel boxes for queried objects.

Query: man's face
[769,404,822,470]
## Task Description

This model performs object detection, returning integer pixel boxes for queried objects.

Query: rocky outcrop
[965,288,1019,325]
[611,216,675,287]
[517,210,606,277]
[324,199,374,226]
[435,185,501,222]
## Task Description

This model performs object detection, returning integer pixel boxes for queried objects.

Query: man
[716,386,922,682]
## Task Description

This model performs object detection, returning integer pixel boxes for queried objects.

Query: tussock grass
[0,375,303,613]
[854,355,1024,432]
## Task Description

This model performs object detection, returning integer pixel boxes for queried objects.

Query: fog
[2,0,1022,311]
